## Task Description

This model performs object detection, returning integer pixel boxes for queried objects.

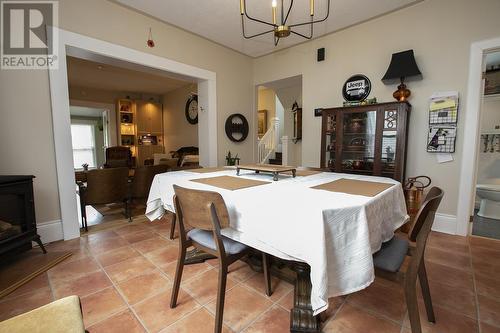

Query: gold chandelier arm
[291,15,313,39]
[288,0,330,28]
[274,35,281,46]
[243,0,276,27]
[241,15,274,39]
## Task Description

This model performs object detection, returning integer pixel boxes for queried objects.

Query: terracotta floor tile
[205,284,273,332]
[478,294,500,328]
[470,236,500,252]
[132,236,172,254]
[80,287,127,327]
[347,279,406,323]
[116,269,171,305]
[144,245,179,270]
[243,273,293,302]
[322,303,401,333]
[161,261,212,282]
[120,230,157,244]
[278,289,294,311]
[243,305,289,333]
[86,237,130,255]
[2,272,50,300]
[472,257,500,276]
[84,230,120,244]
[86,309,145,333]
[114,224,151,237]
[48,256,101,283]
[475,272,500,300]
[183,268,238,305]
[104,256,156,283]
[45,237,87,251]
[52,270,112,299]
[321,297,347,322]
[425,246,471,271]
[402,300,478,333]
[426,261,474,290]
[159,307,232,333]
[0,288,53,321]
[133,289,200,333]
[428,232,469,254]
[421,279,476,318]
[470,244,500,260]
[481,322,500,333]
[227,260,258,282]
[62,247,92,264]
[95,246,140,267]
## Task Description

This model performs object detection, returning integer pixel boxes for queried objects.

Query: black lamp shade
[382,49,422,82]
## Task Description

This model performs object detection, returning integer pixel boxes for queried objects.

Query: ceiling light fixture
[240,0,330,46]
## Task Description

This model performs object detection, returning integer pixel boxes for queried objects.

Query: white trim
[36,220,64,244]
[457,36,500,237]
[48,28,217,241]
[431,213,457,235]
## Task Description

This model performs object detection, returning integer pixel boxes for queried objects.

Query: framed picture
[258,110,267,138]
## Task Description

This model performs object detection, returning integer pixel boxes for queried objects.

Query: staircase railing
[257,117,280,164]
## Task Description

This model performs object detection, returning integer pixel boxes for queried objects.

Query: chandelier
[240,0,331,46]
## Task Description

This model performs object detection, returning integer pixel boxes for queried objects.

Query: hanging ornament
[147,28,155,48]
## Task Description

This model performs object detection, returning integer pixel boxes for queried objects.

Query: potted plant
[225,151,240,166]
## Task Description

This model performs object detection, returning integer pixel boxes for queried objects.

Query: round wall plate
[342,74,371,102]
[225,113,249,142]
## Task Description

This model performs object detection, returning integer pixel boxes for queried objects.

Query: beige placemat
[311,178,394,197]
[190,175,270,191]
[189,167,229,174]
[295,169,322,177]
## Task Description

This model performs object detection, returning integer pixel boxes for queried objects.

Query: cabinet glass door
[324,113,336,170]
[381,109,398,177]
[341,110,377,174]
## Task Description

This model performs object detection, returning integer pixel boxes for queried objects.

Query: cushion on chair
[187,229,248,254]
[0,295,85,333]
[373,236,409,273]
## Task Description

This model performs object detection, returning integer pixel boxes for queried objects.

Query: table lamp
[382,49,422,102]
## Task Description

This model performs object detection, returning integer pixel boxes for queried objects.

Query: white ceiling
[67,56,191,94]
[115,0,421,57]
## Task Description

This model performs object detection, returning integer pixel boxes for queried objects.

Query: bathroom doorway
[471,51,500,240]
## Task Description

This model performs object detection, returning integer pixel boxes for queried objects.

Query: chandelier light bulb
[272,0,277,8]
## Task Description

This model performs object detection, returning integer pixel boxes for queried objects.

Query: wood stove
[0,176,46,262]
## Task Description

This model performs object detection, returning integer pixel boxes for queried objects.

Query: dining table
[145,166,408,332]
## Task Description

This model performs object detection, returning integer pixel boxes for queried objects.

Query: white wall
[253,0,500,219]
[163,84,199,153]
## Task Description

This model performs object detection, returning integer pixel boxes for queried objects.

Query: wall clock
[185,95,198,124]
[225,114,249,142]
[342,74,371,102]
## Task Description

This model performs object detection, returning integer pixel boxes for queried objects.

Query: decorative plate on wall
[342,74,371,102]
[185,95,198,124]
[225,114,249,142]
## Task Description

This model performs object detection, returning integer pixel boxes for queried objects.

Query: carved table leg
[236,167,240,176]
[273,172,278,181]
[292,170,296,178]
[290,262,320,333]
[184,248,216,265]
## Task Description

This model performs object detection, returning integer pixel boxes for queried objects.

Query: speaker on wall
[317,48,325,62]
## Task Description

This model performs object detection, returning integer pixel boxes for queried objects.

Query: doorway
[49,28,217,240]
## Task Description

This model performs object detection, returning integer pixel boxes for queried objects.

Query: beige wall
[258,88,276,131]
[0,0,254,225]
[253,0,500,217]
[163,84,199,153]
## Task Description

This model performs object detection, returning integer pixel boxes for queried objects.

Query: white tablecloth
[146,169,408,315]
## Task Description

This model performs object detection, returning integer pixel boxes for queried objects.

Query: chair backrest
[105,146,132,168]
[85,167,129,205]
[131,164,170,199]
[408,187,444,243]
[173,185,230,231]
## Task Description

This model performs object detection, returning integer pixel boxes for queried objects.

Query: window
[71,124,96,169]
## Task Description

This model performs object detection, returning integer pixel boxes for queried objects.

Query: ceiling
[67,56,191,94]
[115,0,421,57]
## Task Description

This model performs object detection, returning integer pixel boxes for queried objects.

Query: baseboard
[432,213,457,235]
[36,220,64,244]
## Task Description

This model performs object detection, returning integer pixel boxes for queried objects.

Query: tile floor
[1,214,500,333]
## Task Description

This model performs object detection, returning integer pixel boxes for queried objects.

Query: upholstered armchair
[130,164,170,201]
[103,146,133,168]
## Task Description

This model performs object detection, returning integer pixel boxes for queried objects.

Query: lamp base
[393,82,411,102]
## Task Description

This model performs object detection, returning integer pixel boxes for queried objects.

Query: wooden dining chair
[170,185,272,333]
[372,187,443,333]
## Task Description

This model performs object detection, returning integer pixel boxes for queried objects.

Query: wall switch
[314,108,323,117]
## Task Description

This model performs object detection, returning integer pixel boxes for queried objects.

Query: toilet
[476,179,500,219]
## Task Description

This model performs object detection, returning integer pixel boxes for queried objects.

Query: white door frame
[49,28,217,240]
[456,37,500,236]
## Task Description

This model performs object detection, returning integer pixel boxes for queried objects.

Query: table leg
[273,172,278,181]
[184,248,216,265]
[292,170,296,178]
[236,167,240,176]
[255,170,260,174]
[290,262,320,333]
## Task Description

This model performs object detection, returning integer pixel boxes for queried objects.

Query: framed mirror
[292,101,302,143]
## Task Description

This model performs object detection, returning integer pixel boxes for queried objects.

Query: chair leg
[418,260,435,323]
[214,263,228,333]
[405,277,422,333]
[170,245,186,308]
[262,253,272,297]
[81,203,88,232]
[169,213,177,240]
[125,200,132,222]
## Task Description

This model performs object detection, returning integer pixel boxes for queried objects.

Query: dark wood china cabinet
[320,102,410,183]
